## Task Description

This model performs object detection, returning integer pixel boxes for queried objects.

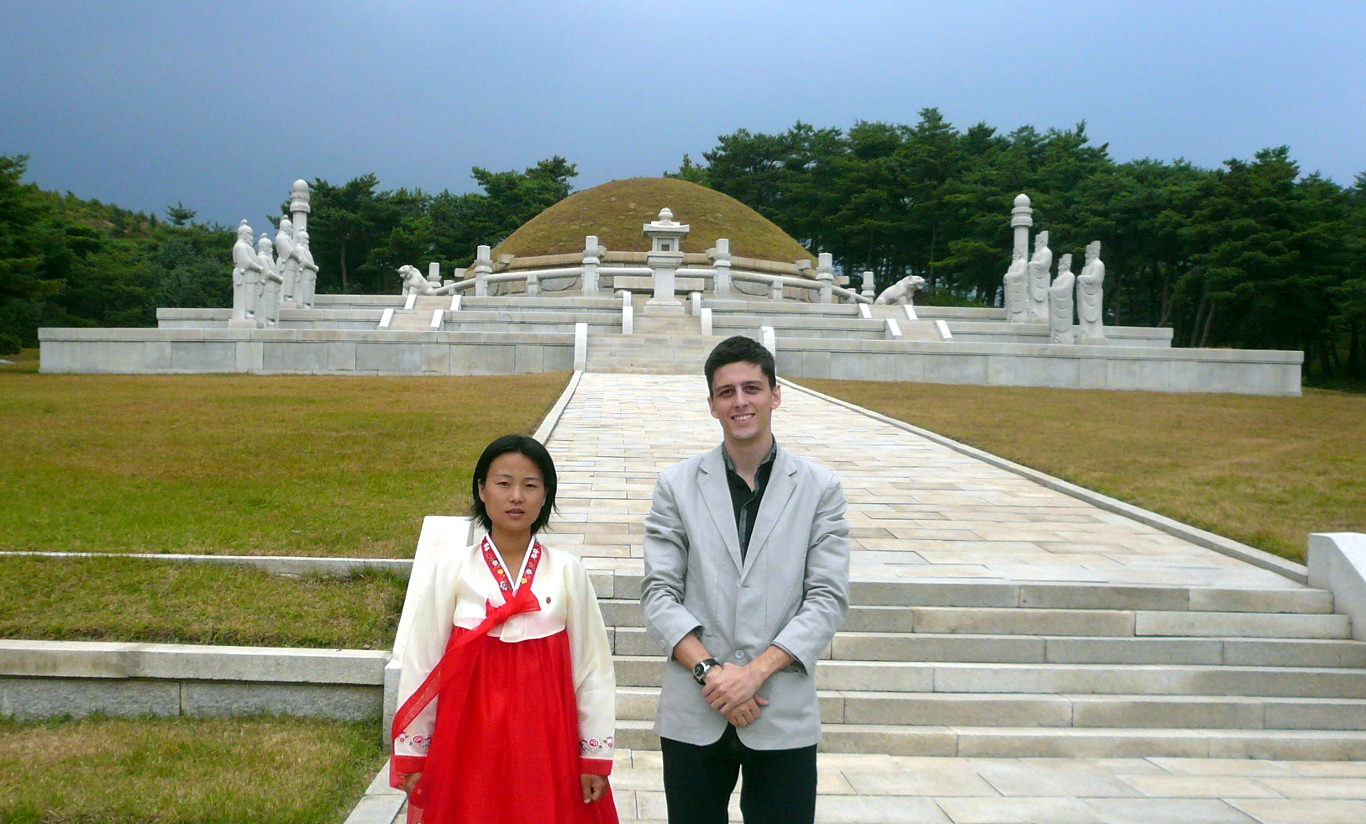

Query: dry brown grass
[801,380,1366,563]
[0,372,569,557]
[0,715,380,823]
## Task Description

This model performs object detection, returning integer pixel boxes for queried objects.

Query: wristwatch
[692,657,721,685]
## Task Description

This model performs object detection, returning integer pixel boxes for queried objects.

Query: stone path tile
[607,751,1366,823]
[546,374,1301,589]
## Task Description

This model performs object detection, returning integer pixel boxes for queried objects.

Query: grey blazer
[641,444,850,749]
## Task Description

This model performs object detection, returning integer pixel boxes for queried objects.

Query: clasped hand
[702,662,769,726]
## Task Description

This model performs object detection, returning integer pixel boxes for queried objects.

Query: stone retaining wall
[0,640,387,721]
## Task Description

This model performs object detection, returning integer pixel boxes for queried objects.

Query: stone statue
[1049,253,1076,344]
[1077,240,1107,342]
[1002,254,1029,324]
[294,230,319,308]
[874,275,927,306]
[1027,230,1052,323]
[274,218,300,308]
[398,264,434,296]
[229,220,263,328]
[255,234,284,328]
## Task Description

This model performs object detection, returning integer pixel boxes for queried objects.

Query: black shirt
[721,439,778,561]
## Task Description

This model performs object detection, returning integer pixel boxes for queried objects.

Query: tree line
[669,109,1365,380]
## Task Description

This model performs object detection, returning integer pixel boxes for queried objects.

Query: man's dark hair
[470,433,558,534]
[704,335,777,395]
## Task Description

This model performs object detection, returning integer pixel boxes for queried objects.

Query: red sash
[391,536,544,744]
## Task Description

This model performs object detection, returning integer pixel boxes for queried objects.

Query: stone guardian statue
[229,220,263,328]
[295,229,319,308]
[255,234,285,328]
[1049,253,1076,344]
[274,217,300,309]
[1027,230,1052,324]
[1003,254,1029,324]
[1077,241,1107,342]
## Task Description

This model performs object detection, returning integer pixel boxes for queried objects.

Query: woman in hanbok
[391,434,618,823]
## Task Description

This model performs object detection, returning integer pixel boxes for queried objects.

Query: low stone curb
[782,379,1310,584]
[341,763,405,824]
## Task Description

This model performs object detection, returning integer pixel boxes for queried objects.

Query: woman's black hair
[470,434,558,534]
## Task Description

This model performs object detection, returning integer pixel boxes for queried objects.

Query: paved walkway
[548,373,1294,589]
[519,373,1364,824]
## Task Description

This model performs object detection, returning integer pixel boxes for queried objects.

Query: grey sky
[2,0,1362,231]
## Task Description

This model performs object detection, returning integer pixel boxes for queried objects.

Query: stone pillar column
[645,251,684,314]
[816,252,834,303]
[473,245,492,297]
[290,179,310,237]
[710,238,732,298]
[861,271,876,302]
[1011,193,1033,269]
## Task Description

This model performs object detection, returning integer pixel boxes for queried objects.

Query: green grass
[494,177,814,262]
[0,715,382,824]
[802,380,1366,563]
[0,347,39,373]
[0,372,569,557]
[0,556,405,647]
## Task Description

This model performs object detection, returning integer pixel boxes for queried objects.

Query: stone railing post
[770,276,784,302]
[709,238,731,298]
[861,270,876,302]
[473,245,491,297]
[526,270,540,297]
[582,235,603,296]
[815,252,834,303]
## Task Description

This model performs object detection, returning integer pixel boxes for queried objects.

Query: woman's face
[478,451,546,536]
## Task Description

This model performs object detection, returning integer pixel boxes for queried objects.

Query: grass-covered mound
[493,177,814,263]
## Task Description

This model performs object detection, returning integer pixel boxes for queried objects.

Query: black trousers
[660,725,818,824]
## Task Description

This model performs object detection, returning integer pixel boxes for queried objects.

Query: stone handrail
[415,262,865,304]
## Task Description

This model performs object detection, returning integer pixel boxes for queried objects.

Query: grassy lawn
[0,556,405,648]
[0,348,39,373]
[0,715,382,824]
[802,380,1366,563]
[0,371,569,557]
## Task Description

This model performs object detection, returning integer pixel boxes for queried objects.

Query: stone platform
[39,294,1303,395]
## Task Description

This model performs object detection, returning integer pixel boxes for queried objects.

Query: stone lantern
[643,207,689,315]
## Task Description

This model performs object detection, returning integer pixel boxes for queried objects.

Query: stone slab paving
[608,749,1366,823]
[547,373,1297,590]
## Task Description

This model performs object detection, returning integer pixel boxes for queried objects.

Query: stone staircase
[600,577,1366,760]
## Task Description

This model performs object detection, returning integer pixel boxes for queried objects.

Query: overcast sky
[2,0,1362,231]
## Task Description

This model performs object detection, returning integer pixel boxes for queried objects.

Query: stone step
[597,601,1350,639]
[604,577,1336,614]
[613,719,1366,759]
[611,627,1366,668]
[613,686,1366,731]
[610,657,1366,699]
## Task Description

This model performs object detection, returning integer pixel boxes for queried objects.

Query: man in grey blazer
[642,335,850,824]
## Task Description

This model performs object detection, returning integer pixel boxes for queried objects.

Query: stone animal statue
[874,275,928,306]
[398,265,435,296]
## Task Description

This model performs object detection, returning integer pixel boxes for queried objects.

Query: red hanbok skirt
[406,627,618,824]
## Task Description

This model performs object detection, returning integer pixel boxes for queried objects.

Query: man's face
[708,361,780,445]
